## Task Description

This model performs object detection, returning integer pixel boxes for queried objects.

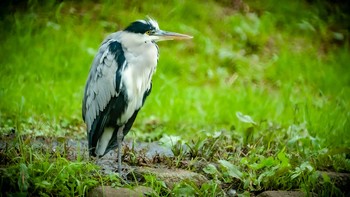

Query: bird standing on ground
[82,18,192,175]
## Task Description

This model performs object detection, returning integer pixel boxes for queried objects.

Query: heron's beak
[152,30,193,42]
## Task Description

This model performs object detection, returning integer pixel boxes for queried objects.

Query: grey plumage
[83,33,125,133]
[82,18,192,175]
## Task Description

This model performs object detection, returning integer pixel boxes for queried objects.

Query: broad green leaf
[18,163,29,192]
[159,134,182,147]
[291,170,301,180]
[258,169,276,183]
[218,160,243,180]
[322,173,331,183]
[36,180,52,188]
[203,164,219,175]
[300,161,314,172]
[249,157,277,170]
[277,148,290,169]
[236,112,256,125]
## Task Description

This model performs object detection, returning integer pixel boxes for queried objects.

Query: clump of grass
[171,179,225,196]
[0,135,103,196]
[143,174,169,196]
[157,112,350,195]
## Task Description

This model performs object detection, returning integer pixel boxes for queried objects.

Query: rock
[255,171,350,197]
[124,141,174,158]
[134,166,208,189]
[87,186,154,197]
[256,191,317,197]
[317,171,350,193]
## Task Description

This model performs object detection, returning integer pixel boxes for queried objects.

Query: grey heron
[82,18,192,175]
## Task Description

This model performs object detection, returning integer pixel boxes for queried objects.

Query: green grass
[0,0,349,196]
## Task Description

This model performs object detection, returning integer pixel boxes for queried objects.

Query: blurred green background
[0,0,349,147]
[1,1,349,195]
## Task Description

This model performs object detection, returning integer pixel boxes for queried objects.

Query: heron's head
[124,18,192,42]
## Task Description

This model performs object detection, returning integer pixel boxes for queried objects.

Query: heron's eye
[145,30,152,35]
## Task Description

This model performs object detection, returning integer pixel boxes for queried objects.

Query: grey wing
[82,32,125,133]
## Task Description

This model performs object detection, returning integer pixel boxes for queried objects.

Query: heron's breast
[117,55,156,124]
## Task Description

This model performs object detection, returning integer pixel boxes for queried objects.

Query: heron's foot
[119,165,143,184]
[117,163,132,180]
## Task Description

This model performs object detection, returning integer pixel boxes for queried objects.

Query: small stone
[227,189,237,197]
[134,166,208,189]
[256,191,317,197]
[87,186,154,197]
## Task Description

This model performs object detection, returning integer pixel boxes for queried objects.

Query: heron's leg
[95,155,101,166]
[116,126,124,175]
